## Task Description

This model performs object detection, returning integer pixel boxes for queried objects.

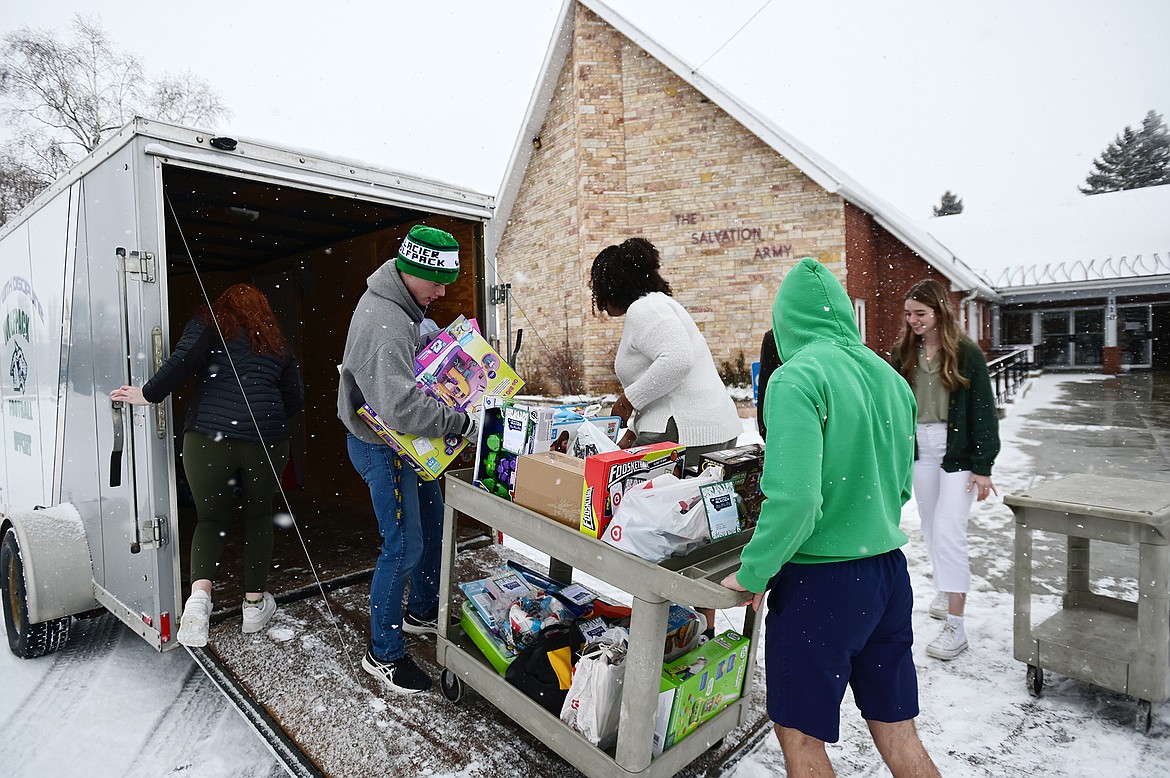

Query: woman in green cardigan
[893,279,1000,662]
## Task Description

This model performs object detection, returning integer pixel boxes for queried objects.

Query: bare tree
[0,14,229,224]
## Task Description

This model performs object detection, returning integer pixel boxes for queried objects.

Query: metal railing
[987,347,1032,408]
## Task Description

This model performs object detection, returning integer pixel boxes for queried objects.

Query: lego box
[580,442,685,538]
[652,630,751,756]
[700,443,765,526]
[370,316,523,481]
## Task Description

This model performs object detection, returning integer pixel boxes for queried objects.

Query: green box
[652,630,751,756]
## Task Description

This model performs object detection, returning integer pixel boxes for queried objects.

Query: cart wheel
[1136,699,1153,734]
[440,669,464,703]
[1026,665,1043,698]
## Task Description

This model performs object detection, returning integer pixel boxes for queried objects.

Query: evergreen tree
[933,190,964,217]
[1080,109,1170,195]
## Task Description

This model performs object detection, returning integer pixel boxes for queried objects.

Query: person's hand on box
[460,413,479,443]
[720,571,764,612]
[618,429,637,449]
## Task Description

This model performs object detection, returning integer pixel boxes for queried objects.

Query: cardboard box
[512,451,587,528]
[373,316,523,481]
[580,442,686,538]
[652,630,751,756]
[700,443,765,526]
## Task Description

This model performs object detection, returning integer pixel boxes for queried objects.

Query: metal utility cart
[435,469,761,778]
[1005,474,1170,733]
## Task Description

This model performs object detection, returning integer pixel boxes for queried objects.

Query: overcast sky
[2,0,1168,219]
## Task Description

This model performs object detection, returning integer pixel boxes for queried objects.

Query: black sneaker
[361,650,432,694]
[402,607,439,635]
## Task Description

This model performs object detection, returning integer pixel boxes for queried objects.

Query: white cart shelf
[1005,473,1170,733]
[435,468,762,777]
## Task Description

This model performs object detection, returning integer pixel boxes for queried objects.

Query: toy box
[473,398,554,499]
[374,316,523,481]
[475,399,622,499]
[652,630,751,756]
[700,443,765,526]
[580,442,686,538]
[461,600,516,675]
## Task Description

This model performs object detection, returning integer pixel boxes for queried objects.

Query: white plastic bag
[601,471,718,562]
[560,627,628,748]
[569,417,621,458]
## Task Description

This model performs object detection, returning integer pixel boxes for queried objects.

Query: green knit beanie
[396,225,460,284]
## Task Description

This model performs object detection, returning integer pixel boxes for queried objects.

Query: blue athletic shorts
[764,549,919,742]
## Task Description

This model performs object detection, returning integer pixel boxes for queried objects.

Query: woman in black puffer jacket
[111,284,303,647]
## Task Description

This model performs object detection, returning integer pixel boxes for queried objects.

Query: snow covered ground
[2,374,1167,776]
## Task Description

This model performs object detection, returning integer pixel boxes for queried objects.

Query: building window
[1002,310,1033,344]
[854,298,866,343]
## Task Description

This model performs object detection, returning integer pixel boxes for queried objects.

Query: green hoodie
[735,258,917,593]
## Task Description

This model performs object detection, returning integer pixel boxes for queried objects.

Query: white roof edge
[489,0,577,266]
[580,0,999,302]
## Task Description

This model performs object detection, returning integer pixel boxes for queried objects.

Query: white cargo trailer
[0,117,497,770]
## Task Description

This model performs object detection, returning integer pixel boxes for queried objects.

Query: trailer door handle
[111,400,125,487]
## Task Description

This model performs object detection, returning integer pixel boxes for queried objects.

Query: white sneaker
[177,590,213,647]
[929,592,949,620]
[241,592,277,634]
[926,617,968,660]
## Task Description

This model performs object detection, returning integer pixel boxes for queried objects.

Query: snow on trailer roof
[919,184,1170,291]
[0,117,495,241]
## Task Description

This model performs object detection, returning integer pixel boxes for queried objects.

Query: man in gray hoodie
[338,224,475,694]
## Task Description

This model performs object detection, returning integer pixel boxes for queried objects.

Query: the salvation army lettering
[673,213,793,261]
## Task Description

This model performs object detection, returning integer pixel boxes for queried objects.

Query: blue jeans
[347,435,444,662]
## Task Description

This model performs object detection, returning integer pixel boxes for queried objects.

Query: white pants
[913,422,975,594]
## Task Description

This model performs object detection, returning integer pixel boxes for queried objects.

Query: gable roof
[918,184,1170,297]
[491,0,998,300]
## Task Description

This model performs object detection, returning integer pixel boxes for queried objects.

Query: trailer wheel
[2,528,71,658]
[440,669,465,703]
[1026,665,1043,698]
[1136,699,1153,734]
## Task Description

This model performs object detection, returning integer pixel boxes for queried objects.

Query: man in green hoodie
[722,258,939,776]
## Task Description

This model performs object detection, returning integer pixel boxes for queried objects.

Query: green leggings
[182,431,289,593]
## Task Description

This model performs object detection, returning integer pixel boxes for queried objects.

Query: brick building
[490,0,994,393]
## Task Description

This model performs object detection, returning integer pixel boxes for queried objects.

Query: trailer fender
[2,504,98,623]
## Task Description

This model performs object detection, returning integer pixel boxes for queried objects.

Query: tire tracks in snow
[0,613,122,768]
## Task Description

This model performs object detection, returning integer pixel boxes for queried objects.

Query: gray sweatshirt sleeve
[349,333,466,441]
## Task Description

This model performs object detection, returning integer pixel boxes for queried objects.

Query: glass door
[1040,312,1071,368]
[1073,309,1104,367]
[1119,305,1152,368]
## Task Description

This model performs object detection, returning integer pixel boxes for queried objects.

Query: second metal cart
[435,468,761,777]
[1005,473,1170,733]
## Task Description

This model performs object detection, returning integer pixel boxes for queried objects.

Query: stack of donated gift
[455,557,748,754]
[480,397,765,563]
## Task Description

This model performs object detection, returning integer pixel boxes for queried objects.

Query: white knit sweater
[615,292,743,447]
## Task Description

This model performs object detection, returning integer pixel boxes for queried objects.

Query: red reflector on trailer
[160,611,171,644]
[140,612,153,627]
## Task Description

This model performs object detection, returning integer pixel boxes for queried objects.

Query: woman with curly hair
[111,284,304,647]
[590,237,742,469]
[892,278,999,661]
